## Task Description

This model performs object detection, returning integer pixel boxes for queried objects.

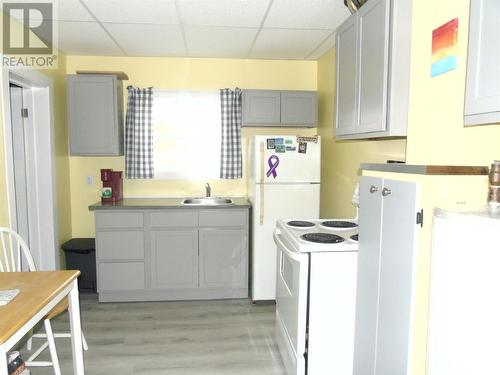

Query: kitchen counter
[88,197,251,211]
[361,163,488,175]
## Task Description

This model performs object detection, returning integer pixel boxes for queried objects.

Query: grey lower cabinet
[464,0,500,126]
[242,89,317,127]
[94,208,249,302]
[199,228,247,289]
[150,229,199,290]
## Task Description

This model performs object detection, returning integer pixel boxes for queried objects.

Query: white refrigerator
[248,135,321,301]
[427,208,500,375]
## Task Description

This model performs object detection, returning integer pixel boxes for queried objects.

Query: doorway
[1,69,59,270]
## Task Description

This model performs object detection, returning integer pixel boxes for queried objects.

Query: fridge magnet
[266,138,275,149]
[431,18,459,77]
[266,155,280,178]
[298,142,307,154]
[286,146,296,152]
[297,135,318,144]
[275,145,286,153]
[285,139,293,145]
[274,138,284,145]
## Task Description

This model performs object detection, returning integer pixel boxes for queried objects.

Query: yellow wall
[66,56,317,236]
[0,16,72,262]
[406,0,500,165]
[316,49,407,218]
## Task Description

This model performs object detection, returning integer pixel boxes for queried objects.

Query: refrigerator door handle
[260,141,265,224]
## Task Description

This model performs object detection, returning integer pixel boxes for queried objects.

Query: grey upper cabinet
[335,0,412,139]
[242,90,281,124]
[335,15,358,137]
[280,91,317,126]
[242,89,317,127]
[464,0,500,126]
[67,74,124,156]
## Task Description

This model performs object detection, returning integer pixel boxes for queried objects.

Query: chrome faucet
[205,183,211,197]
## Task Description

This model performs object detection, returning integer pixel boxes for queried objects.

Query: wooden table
[0,271,84,374]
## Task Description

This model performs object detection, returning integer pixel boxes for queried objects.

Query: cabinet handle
[369,185,378,194]
[382,187,392,197]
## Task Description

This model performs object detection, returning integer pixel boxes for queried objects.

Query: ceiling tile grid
[49,0,350,60]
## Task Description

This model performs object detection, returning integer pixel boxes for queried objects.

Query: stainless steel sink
[182,197,234,205]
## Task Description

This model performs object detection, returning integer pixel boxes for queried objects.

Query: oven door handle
[273,229,303,262]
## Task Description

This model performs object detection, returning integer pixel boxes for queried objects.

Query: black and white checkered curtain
[220,88,242,179]
[125,86,154,179]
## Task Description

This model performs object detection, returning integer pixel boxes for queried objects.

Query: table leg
[0,345,7,375]
[68,279,85,374]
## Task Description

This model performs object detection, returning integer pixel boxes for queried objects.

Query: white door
[253,136,321,183]
[251,183,320,301]
[353,176,384,375]
[353,177,420,375]
[9,85,31,247]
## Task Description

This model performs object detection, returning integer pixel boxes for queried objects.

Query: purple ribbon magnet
[266,155,280,178]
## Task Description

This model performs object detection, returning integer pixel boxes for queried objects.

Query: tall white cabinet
[335,0,412,139]
[353,176,421,375]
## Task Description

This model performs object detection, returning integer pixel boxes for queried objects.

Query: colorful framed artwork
[431,18,459,77]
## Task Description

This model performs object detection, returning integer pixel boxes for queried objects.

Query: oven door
[273,229,309,375]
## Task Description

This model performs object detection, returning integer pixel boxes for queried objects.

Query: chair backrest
[0,227,36,272]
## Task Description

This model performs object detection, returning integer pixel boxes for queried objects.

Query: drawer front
[98,262,145,291]
[97,231,144,260]
[150,210,198,227]
[199,209,247,227]
[96,211,143,228]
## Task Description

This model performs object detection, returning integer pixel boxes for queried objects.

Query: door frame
[1,68,59,270]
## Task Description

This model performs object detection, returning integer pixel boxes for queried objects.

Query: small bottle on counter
[488,161,500,211]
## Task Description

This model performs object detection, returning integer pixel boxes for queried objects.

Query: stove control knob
[382,187,392,197]
[369,185,378,194]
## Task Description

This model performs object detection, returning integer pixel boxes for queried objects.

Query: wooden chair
[0,227,88,374]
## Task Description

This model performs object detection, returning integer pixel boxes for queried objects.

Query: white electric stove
[273,218,359,375]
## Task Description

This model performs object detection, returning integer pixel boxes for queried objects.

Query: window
[152,90,221,179]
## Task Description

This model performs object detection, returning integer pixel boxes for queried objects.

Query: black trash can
[62,238,97,293]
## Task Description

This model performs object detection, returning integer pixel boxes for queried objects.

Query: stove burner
[351,234,359,241]
[321,220,358,229]
[301,233,345,244]
[287,220,315,228]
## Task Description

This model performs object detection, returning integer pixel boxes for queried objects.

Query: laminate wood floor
[28,294,286,375]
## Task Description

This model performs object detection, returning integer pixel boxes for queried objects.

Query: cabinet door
[199,228,248,289]
[67,74,122,155]
[375,179,419,375]
[353,176,384,375]
[335,16,358,136]
[464,0,500,125]
[357,0,390,134]
[150,230,198,289]
[280,91,317,126]
[242,90,281,125]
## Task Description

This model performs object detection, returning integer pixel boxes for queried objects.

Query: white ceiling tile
[250,28,331,60]
[185,26,257,58]
[308,32,335,59]
[7,0,94,21]
[82,0,179,24]
[56,21,124,55]
[56,0,94,21]
[264,0,350,30]
[104,23,186,56]
[178,0,270,27]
